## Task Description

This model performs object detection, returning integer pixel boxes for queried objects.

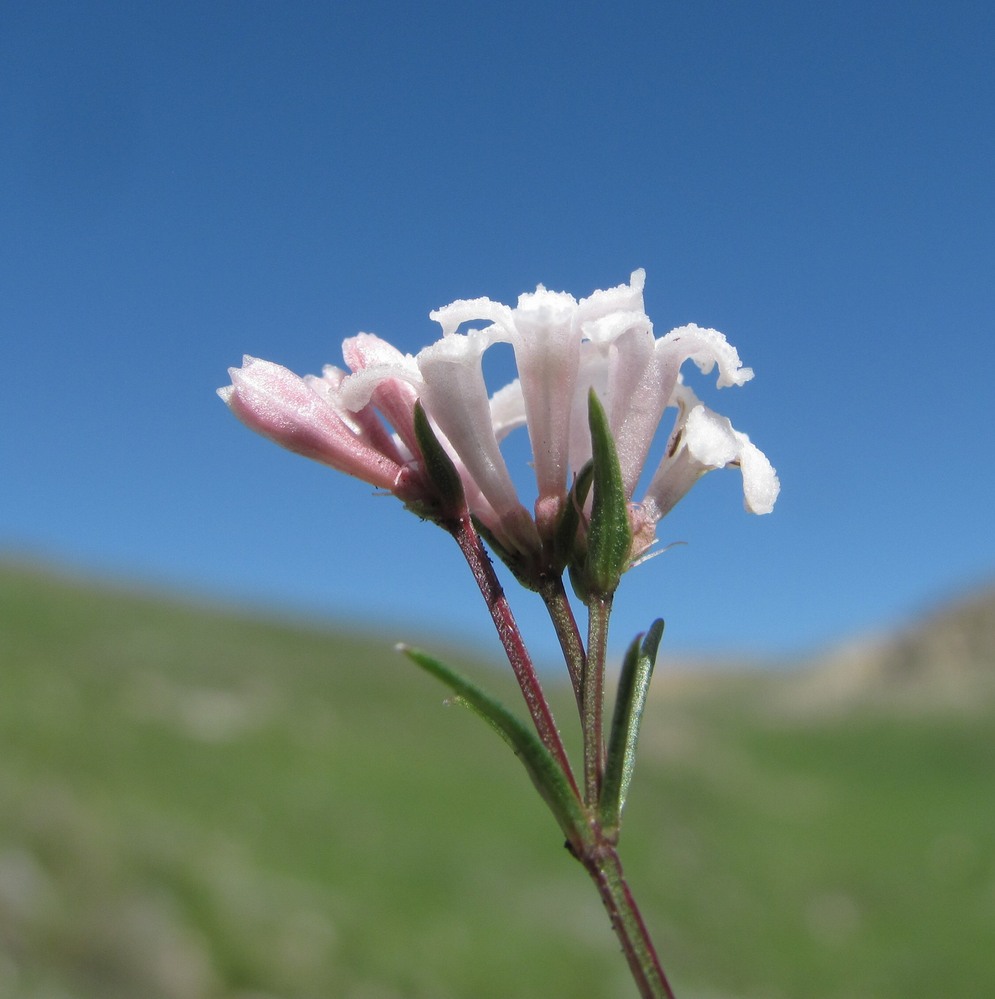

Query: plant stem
[450,516,579,798]
[452,523,673,996]
[538,576,586,712]
[576,839,677,999]
[583,594,612,806]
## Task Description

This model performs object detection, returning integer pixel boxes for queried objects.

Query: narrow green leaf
[398,644,589,844]
[584,390,632,598]
[599,619,665,832]
[413,401,464,516]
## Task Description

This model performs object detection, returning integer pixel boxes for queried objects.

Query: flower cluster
[220,270,778,577]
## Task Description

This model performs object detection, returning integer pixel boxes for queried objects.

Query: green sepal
[413,401,464,516]
[583,390,632,599]
[399,644,589,845]
[599,619,664,834]
[567,562,589,606]
[553,460,593,571]
[572,459,594,508]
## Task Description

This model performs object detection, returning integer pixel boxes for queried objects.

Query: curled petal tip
[740,445,780,514]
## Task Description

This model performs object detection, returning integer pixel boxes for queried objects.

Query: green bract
[579,390,632,600]
[600,620,665,834]
[412,400,465,519]
[399,644,590,851]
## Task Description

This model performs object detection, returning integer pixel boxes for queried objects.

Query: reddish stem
[578,842,677,999]
[451,517,579,799]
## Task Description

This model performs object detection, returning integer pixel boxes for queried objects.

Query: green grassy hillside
[1,561,993,998]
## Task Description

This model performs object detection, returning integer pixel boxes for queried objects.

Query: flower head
[419,270,778,563]
[220,270,778,576]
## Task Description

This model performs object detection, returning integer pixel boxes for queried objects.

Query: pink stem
[451,516,579,800]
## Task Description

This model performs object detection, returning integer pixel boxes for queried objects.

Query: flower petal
[736,433,781,515]
[489,379,527,442]
[304,370,406,466]
[658,323,754,389]
[503,288,582,518]
[641,393,779,521]
[576,268,647,326]
[429,297,516,338]
[339,333,424,457]
[416,331,538,554]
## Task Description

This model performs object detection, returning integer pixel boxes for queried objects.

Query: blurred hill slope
[1,560,994,998]
[782,582,995,712]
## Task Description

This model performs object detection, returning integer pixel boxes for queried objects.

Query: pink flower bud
[218,356,408,494]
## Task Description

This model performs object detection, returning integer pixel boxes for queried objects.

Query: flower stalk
[538,576,586,710]
[449,514,579,799]
[578,842,677,999]
[583,595,611,806]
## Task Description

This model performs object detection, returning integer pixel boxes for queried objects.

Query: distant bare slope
[784,582,995,712]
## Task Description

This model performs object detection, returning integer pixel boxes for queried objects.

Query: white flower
[641,382,779,525]
[416,269,778,560]
[223,270,778,568]
[429,271,652,537]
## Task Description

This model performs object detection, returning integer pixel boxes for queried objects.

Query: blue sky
[2,1,993,666]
